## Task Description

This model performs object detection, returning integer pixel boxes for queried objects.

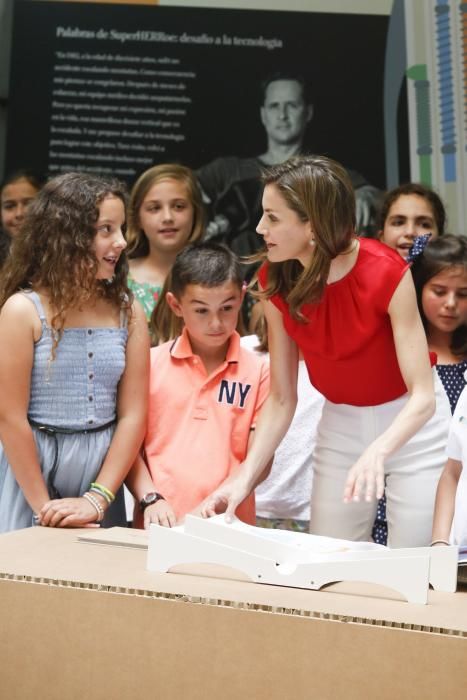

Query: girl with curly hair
[0,172,149,532]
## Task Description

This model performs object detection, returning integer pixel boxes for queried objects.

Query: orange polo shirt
[144,329,270,524]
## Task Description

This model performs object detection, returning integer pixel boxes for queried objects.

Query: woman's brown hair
[258,155,356,320]
[0,172,131,348]
[126,163,205,258]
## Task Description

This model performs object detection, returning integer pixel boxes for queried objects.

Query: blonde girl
[126,164,205,326]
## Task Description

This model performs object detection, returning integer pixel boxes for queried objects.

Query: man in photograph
[197,71,381,257]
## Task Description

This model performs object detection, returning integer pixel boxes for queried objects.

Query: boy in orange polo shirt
[126,243,270,527]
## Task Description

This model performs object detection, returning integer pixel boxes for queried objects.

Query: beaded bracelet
[430,539,450,547]
[90,481,115,503]
[83,492,104,523]
[90,486,112,505]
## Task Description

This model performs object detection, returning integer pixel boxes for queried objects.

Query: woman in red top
[203,155,447,547]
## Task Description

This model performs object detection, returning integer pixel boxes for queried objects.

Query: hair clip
[406,233,432,263]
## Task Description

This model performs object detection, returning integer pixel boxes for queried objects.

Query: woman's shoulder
[353,238,408,291]
[349,239,409,310]
[358,237,407,268]
[257,262,288,310]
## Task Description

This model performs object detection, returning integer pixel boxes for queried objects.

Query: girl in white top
[432,381,467,546]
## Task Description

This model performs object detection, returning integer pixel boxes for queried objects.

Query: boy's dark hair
[151,242,243,345]
[171,242,243,297]
[412,234,467,356]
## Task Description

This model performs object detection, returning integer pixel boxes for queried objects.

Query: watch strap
[139,492,165,512]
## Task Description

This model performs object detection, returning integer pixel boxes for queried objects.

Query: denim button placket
[87,329,95,422]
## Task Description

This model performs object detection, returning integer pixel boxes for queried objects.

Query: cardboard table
[0,526,466,699]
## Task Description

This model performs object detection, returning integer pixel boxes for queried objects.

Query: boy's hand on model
[343,444,386,503]
[144,499,177,529]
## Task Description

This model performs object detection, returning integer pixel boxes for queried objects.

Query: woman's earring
[309,238,315,246]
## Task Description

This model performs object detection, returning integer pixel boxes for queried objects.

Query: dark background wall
[2,0,398,189]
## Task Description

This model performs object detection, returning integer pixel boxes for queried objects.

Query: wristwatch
[139,492,165,512]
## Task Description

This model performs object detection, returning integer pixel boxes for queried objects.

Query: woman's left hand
[37,497,102,528]
[343,444,386,503]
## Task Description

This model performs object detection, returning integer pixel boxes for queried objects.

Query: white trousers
[309,383,450,548]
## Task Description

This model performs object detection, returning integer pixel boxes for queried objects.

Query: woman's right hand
[199,474,250,522]
[343,442,386,503]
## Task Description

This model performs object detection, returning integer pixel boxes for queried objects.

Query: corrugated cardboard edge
[458,563,467,585]
[1,571,465,638]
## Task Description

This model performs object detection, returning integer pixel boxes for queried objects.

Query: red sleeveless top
[258,238,427,406]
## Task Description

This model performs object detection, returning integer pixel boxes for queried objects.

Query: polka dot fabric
[436,361,467,415]
[371,362,467,546]
[372,495,388,545]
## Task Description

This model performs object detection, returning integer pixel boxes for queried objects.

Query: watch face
[140,492,161,511]
[143,493,158,506]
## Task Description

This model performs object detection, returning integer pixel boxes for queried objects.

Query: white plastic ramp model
[147,515,459,604]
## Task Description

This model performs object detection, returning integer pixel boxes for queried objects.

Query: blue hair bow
[406,233,432,263]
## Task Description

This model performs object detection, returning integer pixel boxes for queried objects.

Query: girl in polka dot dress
[417,236,467,550]
[412,234,467,413]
